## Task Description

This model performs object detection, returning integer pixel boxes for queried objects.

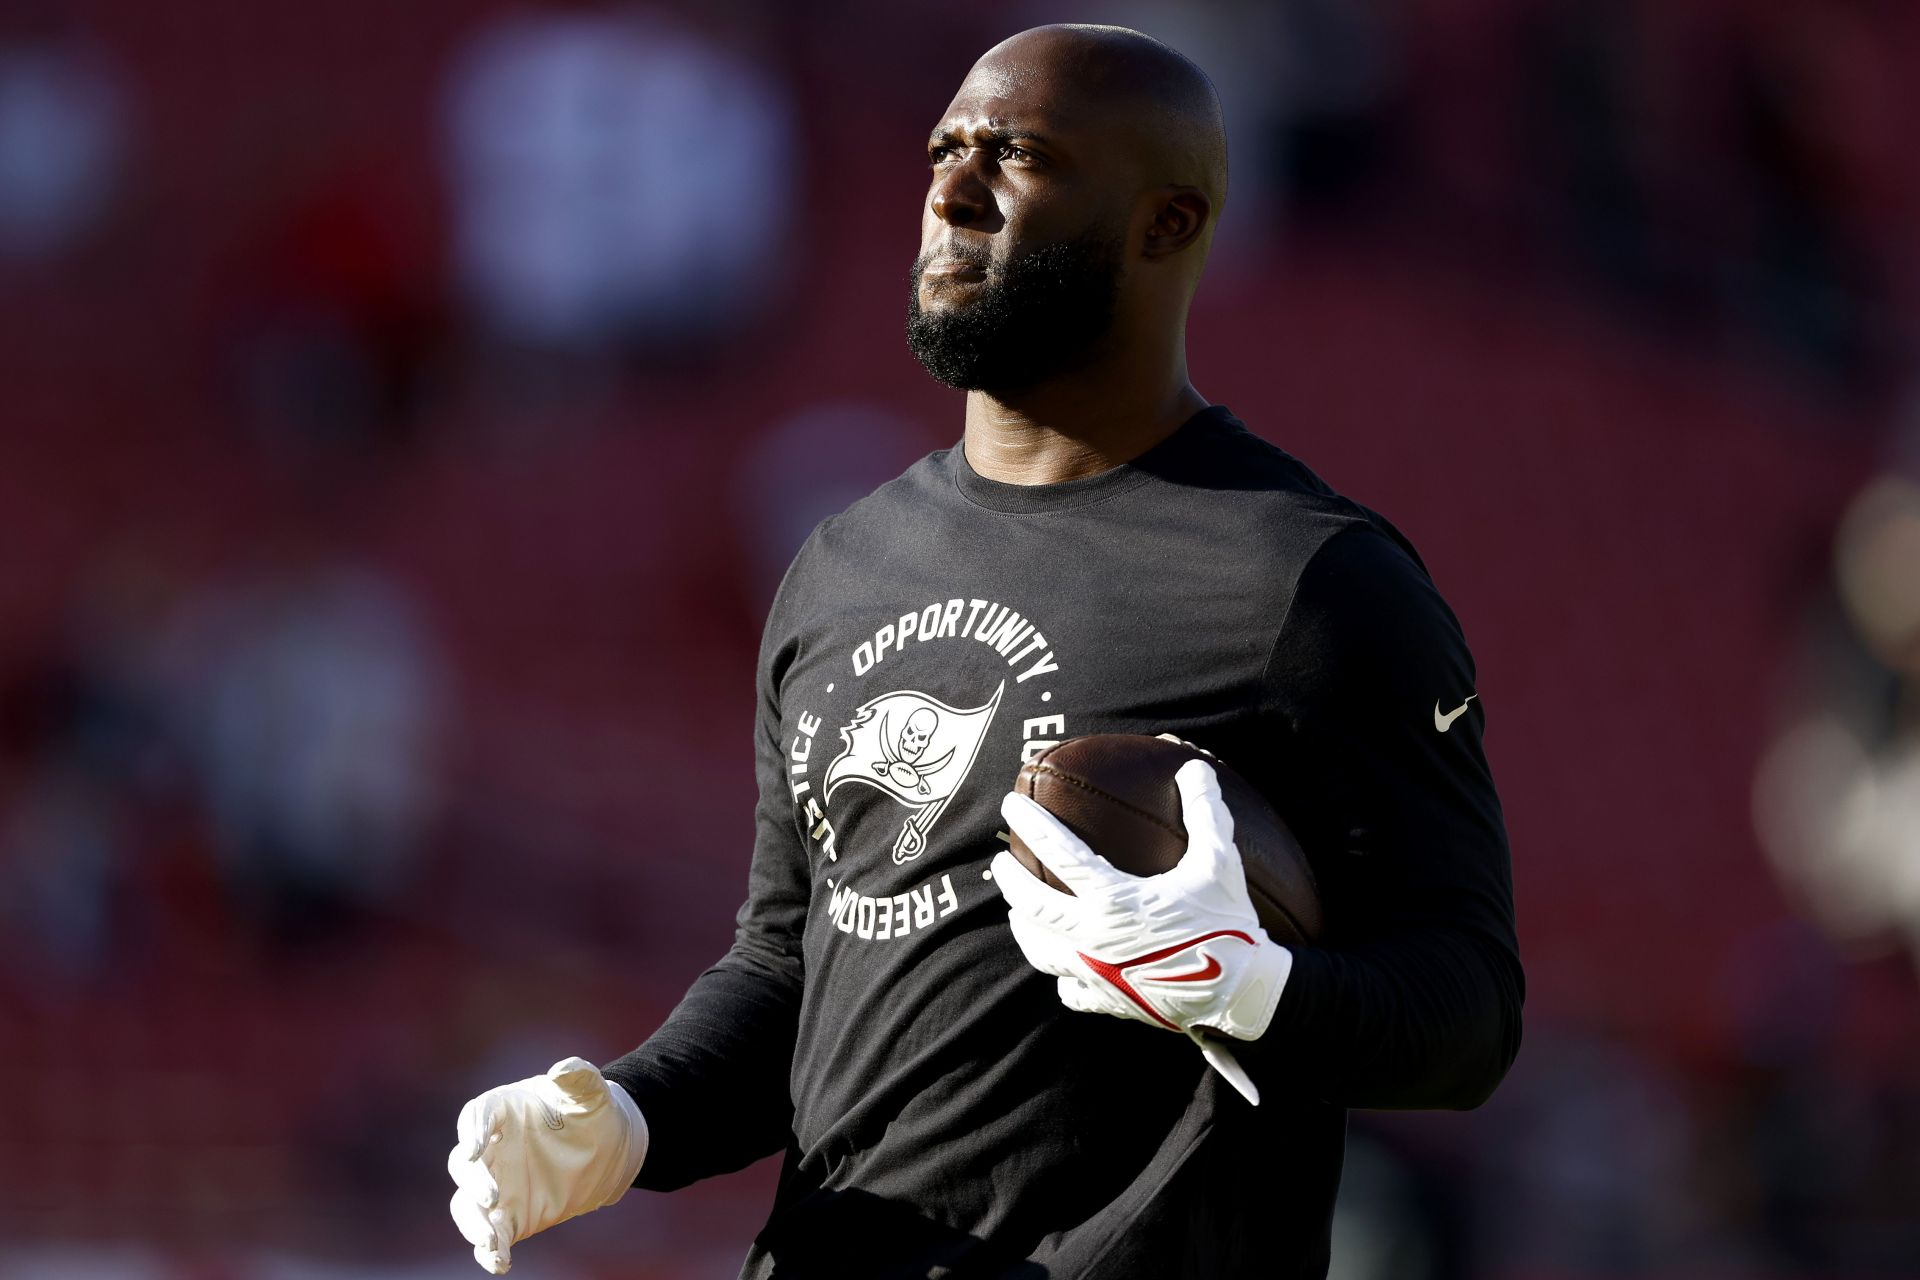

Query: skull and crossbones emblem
[874,706,955,796]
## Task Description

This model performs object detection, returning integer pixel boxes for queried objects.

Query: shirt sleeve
[600,576,813,1190]
[1239,523,1524,1110]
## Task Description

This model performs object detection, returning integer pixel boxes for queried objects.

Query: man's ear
[1141,187,1211,259]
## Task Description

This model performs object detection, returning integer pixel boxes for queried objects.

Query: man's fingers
[1005,909,1078,979]
[451,1094,509,1272]
[992,850,1088,975]
[469,1204,516,1273]
[485,1208,515,1272]
[450,1187,500,1253]
[1173,759,1233,848]
[447,1144,500,1205]
[989,849,1082,928]
[474,1237,512,1275]
[1171,760,1239,884]
[1057,976,1106,1014]
[1000,792,1125,894]
[992,864,1079,979]
[455,1094,497,1157]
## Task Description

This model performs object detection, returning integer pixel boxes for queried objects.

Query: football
[1006,734,1322,946]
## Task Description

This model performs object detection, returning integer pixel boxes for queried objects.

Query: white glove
[991,759,1294,1105]
[447,1057,649,1274]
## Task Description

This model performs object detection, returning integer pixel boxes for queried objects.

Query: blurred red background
[2,0,1918,1276]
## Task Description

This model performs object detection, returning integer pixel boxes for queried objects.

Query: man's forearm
[601,944,801,1192]
[1246,927,1523,1111]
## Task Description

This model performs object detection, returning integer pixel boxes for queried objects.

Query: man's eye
[928,146,952,165]
[1002,145,1032,163]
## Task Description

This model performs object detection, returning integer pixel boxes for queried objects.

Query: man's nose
[929,156,992,227]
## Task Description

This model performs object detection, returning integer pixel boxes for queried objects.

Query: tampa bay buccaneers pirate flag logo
[825,682,1004,864]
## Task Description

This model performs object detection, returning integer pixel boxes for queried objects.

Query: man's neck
[961,360,1209,487]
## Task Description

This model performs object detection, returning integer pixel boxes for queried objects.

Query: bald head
[908,25,1227,394]
[972,24,1229,215]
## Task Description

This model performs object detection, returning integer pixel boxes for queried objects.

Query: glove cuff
[1205,938,1293,1041]
[596,1076,650,1208]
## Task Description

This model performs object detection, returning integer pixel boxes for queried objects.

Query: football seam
[1021,764,1186,841]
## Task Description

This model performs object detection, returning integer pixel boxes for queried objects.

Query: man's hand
[990,759,1293,1104]
[447,1057,649,1274]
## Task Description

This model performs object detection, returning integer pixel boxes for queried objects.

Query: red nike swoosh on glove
[1156,955,1222,982]
[1078,930,1253,1031]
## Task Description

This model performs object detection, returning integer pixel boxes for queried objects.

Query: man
[447,23,1522,1279]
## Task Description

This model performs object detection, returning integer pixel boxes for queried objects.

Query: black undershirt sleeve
[600,596,811,1191]
[1240,525,1524,1110]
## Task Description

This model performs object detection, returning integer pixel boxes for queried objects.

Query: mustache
[914,244,993,275]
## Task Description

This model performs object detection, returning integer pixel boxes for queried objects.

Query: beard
[905,224,1125,393]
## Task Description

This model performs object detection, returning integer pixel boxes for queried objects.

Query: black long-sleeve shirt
[604,405,1523,1279]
